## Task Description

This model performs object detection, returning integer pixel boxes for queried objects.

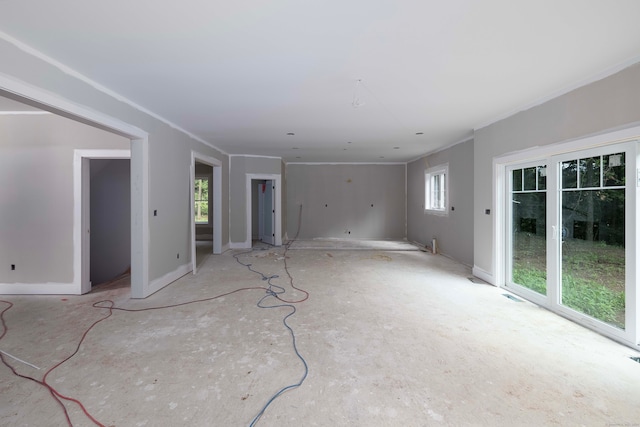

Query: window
[425,164,448,214]
[194,177,209,224]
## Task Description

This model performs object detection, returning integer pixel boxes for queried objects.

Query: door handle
[551,225,557,240]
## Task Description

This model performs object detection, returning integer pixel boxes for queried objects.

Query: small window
[194,177,209,224]
[425,164,448,214]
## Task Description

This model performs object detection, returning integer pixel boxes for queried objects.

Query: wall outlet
[11,264,15,271]
[177,253,179,259]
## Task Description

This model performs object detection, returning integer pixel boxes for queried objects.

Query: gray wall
[407,139,474,266]
[229,156,283,244]
[286,164,406,239]
[0,36,229,287]
[0,114,129,284]
[90,159,131,285]
[474,62,640,279]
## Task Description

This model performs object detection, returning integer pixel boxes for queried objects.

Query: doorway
[502,138,637,346]
[255,180,275,245]
[89,158,131,287]
[245,173,282,248]
[190,151,222,274]
[78,150,131,294]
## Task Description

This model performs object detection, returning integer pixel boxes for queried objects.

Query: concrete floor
[1,242,640,426]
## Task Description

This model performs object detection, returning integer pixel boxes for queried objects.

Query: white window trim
[425,163,449,216]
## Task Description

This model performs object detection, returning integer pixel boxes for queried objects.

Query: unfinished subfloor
[1,242,640,426]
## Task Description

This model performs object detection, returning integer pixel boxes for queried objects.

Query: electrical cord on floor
[0,207,310,426]
[0,299,102,427]
[232,246,309,427]
[279,204,309,303]
[0,286,270,427]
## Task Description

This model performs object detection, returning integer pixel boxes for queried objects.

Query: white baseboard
[0,282,79,295]
[221,242,230,253]
[229,241,250,249]
[143,262,192,298]
[472,265,495,286]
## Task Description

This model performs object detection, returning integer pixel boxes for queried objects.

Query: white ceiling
[1,1,640,162]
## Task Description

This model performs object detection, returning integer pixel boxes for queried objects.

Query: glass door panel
[559,152,626,329]
[509,164,547,295]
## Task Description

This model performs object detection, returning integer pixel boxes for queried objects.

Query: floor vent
[468,277,489,285]
[503,294,523,302]
[630,357,640,364]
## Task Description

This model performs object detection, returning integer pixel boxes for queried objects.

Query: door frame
[503,159,549,308]
[0,74,149,298]
[75,150,131,294]
[245,173,282,248]
[549,143,633,341]
[190,151,222,274]
[260,179,276,245]
[493,125,640,348]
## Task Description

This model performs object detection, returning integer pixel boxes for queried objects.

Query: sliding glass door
[507,162,548,298]
[558,150,626,329]
[505,141,634,341]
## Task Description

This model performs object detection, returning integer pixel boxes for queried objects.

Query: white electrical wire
[0,349,41,370]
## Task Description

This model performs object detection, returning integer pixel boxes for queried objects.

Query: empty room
[1,1,640,426]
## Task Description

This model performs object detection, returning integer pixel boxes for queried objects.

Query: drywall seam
[0,31,228,155]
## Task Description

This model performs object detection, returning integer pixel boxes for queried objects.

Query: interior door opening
[89,158,131,288]
[190,151,222,275]
[253,179,275,246]
[194,161,213,270]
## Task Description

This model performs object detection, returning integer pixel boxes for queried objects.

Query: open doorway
[89,158,131,288]
[245,173,281,248]
[194,161,213,269]
[0,77,149,297]
[190,151,222,274]
[252,179,275,246]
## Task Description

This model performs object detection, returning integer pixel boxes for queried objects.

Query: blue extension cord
[232,247,309,427]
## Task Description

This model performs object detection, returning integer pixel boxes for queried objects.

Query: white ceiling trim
[0,30,227,155]
[286,162,407,166]
[474,55,640,132]
[228,154,282,160]
[0,110,51,115]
